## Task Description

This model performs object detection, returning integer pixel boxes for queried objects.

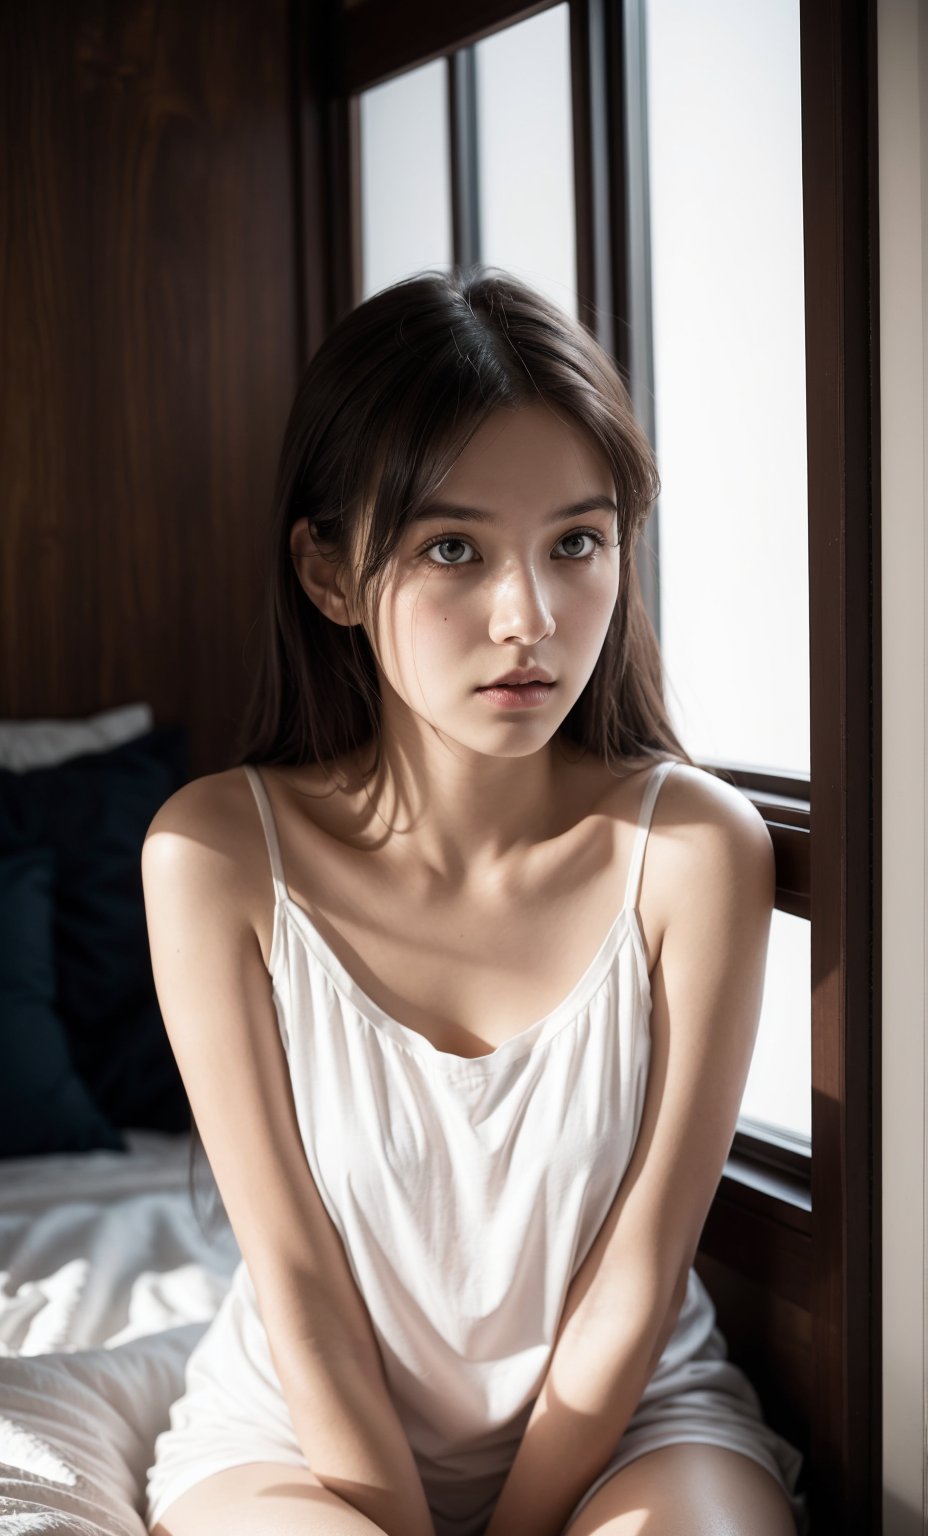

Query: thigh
[152,1460,389,1536]
[561,1443,798,1536]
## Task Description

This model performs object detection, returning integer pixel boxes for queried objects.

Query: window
[473,6,577,315]
[359,59,452,297]
[643,0,808,777]
[744,909,811,1142]
[357,5,576,314]
[639,0,810,1145]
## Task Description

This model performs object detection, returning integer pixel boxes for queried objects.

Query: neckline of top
[268,887,652,1074]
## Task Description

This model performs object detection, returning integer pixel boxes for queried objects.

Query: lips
[481,671,555,688]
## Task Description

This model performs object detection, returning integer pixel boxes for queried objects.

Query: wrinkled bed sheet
[0,1130,240,1533]
[0,1130,238,1356]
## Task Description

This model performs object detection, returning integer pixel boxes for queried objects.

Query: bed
[0,703,240,1533]
[0,1130,239,1534]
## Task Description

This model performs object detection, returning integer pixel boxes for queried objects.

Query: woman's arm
[483,775,776,1536]
[142,777,435,1536]
[482,1270,686,1536]
[266,1323,436,1536]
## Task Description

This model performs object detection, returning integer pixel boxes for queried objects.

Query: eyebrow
[409,494,619,527]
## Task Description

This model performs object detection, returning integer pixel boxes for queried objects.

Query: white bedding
[0,1130,240,1533]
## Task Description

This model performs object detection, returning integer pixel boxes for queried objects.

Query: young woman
[141,267,808,1536]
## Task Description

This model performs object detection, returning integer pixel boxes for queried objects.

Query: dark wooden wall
[1,0,301,779]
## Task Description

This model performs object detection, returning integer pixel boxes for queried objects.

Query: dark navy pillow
[0,727,192,1138]
[0,844,127,1156]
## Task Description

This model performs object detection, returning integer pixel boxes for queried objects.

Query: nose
[486,562,557,646]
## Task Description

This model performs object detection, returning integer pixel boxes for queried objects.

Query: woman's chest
[292,895,619,1056]
[248,766,666,1060]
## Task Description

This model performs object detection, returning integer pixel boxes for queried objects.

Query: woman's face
[366,402,622,761]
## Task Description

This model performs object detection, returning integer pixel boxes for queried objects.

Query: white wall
[879,0,928,1530]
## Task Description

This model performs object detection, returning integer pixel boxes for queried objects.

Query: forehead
[438,403,613,503]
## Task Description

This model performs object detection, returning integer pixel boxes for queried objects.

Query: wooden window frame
[295,0,881,1526]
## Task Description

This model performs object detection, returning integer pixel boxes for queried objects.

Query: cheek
[548,559,621,628]
[583,578,622,633]
[372,578,469,683]
[404,576,477,629]
[408,583,481,668]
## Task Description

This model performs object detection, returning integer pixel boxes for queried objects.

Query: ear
[289,517,359,627]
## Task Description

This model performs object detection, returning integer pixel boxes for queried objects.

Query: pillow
[0,727,192,1139]
[0,845,126,1157]
[0,1322,207,1536]
[0,703,154,772]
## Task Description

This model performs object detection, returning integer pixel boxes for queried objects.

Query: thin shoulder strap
[622,759,677,912]
[242,764,289,905]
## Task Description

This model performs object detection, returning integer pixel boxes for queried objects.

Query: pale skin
[143,402,798,1535]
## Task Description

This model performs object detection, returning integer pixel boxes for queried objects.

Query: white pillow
[0,704,154,772]
[0,1323,205,1535]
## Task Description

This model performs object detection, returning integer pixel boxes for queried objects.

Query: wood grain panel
[695,1251,812,1468]
[0,0,300,777]
[801,0,881,1526]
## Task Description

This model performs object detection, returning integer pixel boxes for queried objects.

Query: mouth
[476,680,556,707]
[479,672,556,689]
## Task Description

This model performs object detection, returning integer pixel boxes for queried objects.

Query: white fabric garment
[145,758,809,1536]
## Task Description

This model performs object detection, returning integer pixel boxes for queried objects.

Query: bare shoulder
[593,755,771,850]
[143,764,255,837]
[659,761,773,844]
[605,760,775,941]
[654,761,776,916]
[143,766,245,853]
[141,766,263,915]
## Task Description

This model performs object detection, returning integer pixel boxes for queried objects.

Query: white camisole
[145,757,808,1536]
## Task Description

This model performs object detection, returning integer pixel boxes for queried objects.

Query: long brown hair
[187,263,705,1234]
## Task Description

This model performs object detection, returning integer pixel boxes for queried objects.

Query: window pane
[644,0,809,776]
[359,60,453,299]
[474,5,577,318]
[739,907,811,1142]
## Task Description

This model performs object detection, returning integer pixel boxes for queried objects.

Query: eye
[420,535,477,568]
[418,528,609,571]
